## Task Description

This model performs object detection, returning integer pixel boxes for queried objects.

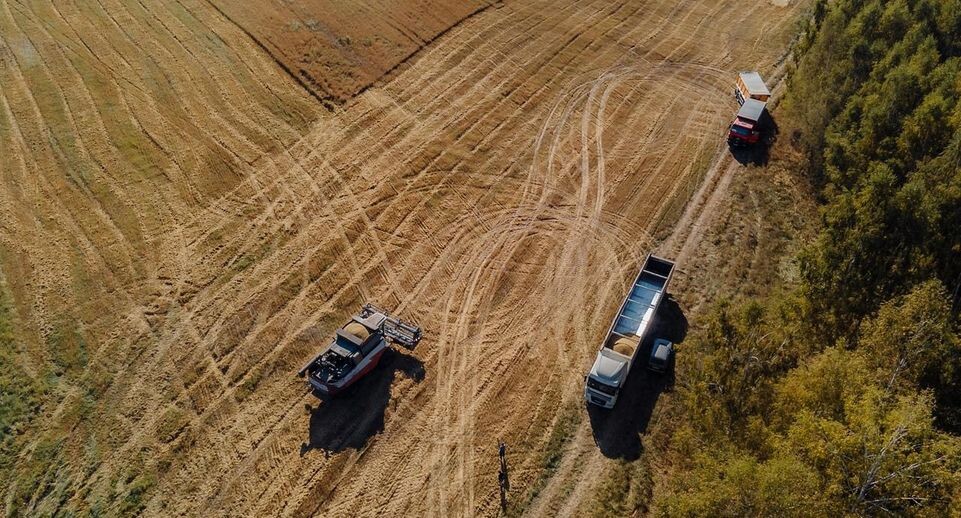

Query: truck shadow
[300,348,424,456]
[729,116,779,166]
[588,297,687,460]
[730,144,769,166]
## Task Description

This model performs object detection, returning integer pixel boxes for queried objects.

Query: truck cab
[585,348,631,407]
[728,98,768,147]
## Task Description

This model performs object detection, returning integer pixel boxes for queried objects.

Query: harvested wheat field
[1,0,806,516]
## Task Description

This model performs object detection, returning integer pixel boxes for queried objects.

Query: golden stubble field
[0,0,806,516]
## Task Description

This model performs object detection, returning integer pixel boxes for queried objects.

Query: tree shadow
[300,348,424,456]
[588,296,688,460]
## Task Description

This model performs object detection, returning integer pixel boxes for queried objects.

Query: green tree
[656,0,961,513]
[778,387,959,516]
[858,281,961,430]
[772,345,959,515]
[659,450,828,517]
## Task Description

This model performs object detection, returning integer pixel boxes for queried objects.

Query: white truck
[584,254,675,408]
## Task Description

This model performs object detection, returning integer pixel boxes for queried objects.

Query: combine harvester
[584,254,675,409]
[298,303,421,397]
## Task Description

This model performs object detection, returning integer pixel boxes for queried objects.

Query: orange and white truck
[728,71,771,147]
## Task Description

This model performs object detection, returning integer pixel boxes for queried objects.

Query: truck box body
[585,254,675,408]
[735,71,771,105]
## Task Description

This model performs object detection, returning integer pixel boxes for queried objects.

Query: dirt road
[1,0,805,516]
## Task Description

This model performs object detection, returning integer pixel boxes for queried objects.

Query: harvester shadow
[300,348,424,456]
[588,297,687,460]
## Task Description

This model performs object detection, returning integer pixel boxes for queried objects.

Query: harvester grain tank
[298,303,421,397]
[584,254,675,408]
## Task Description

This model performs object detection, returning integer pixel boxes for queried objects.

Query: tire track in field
[234,0,796,516]
[523,0,803,514]
[0,0,807,515]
